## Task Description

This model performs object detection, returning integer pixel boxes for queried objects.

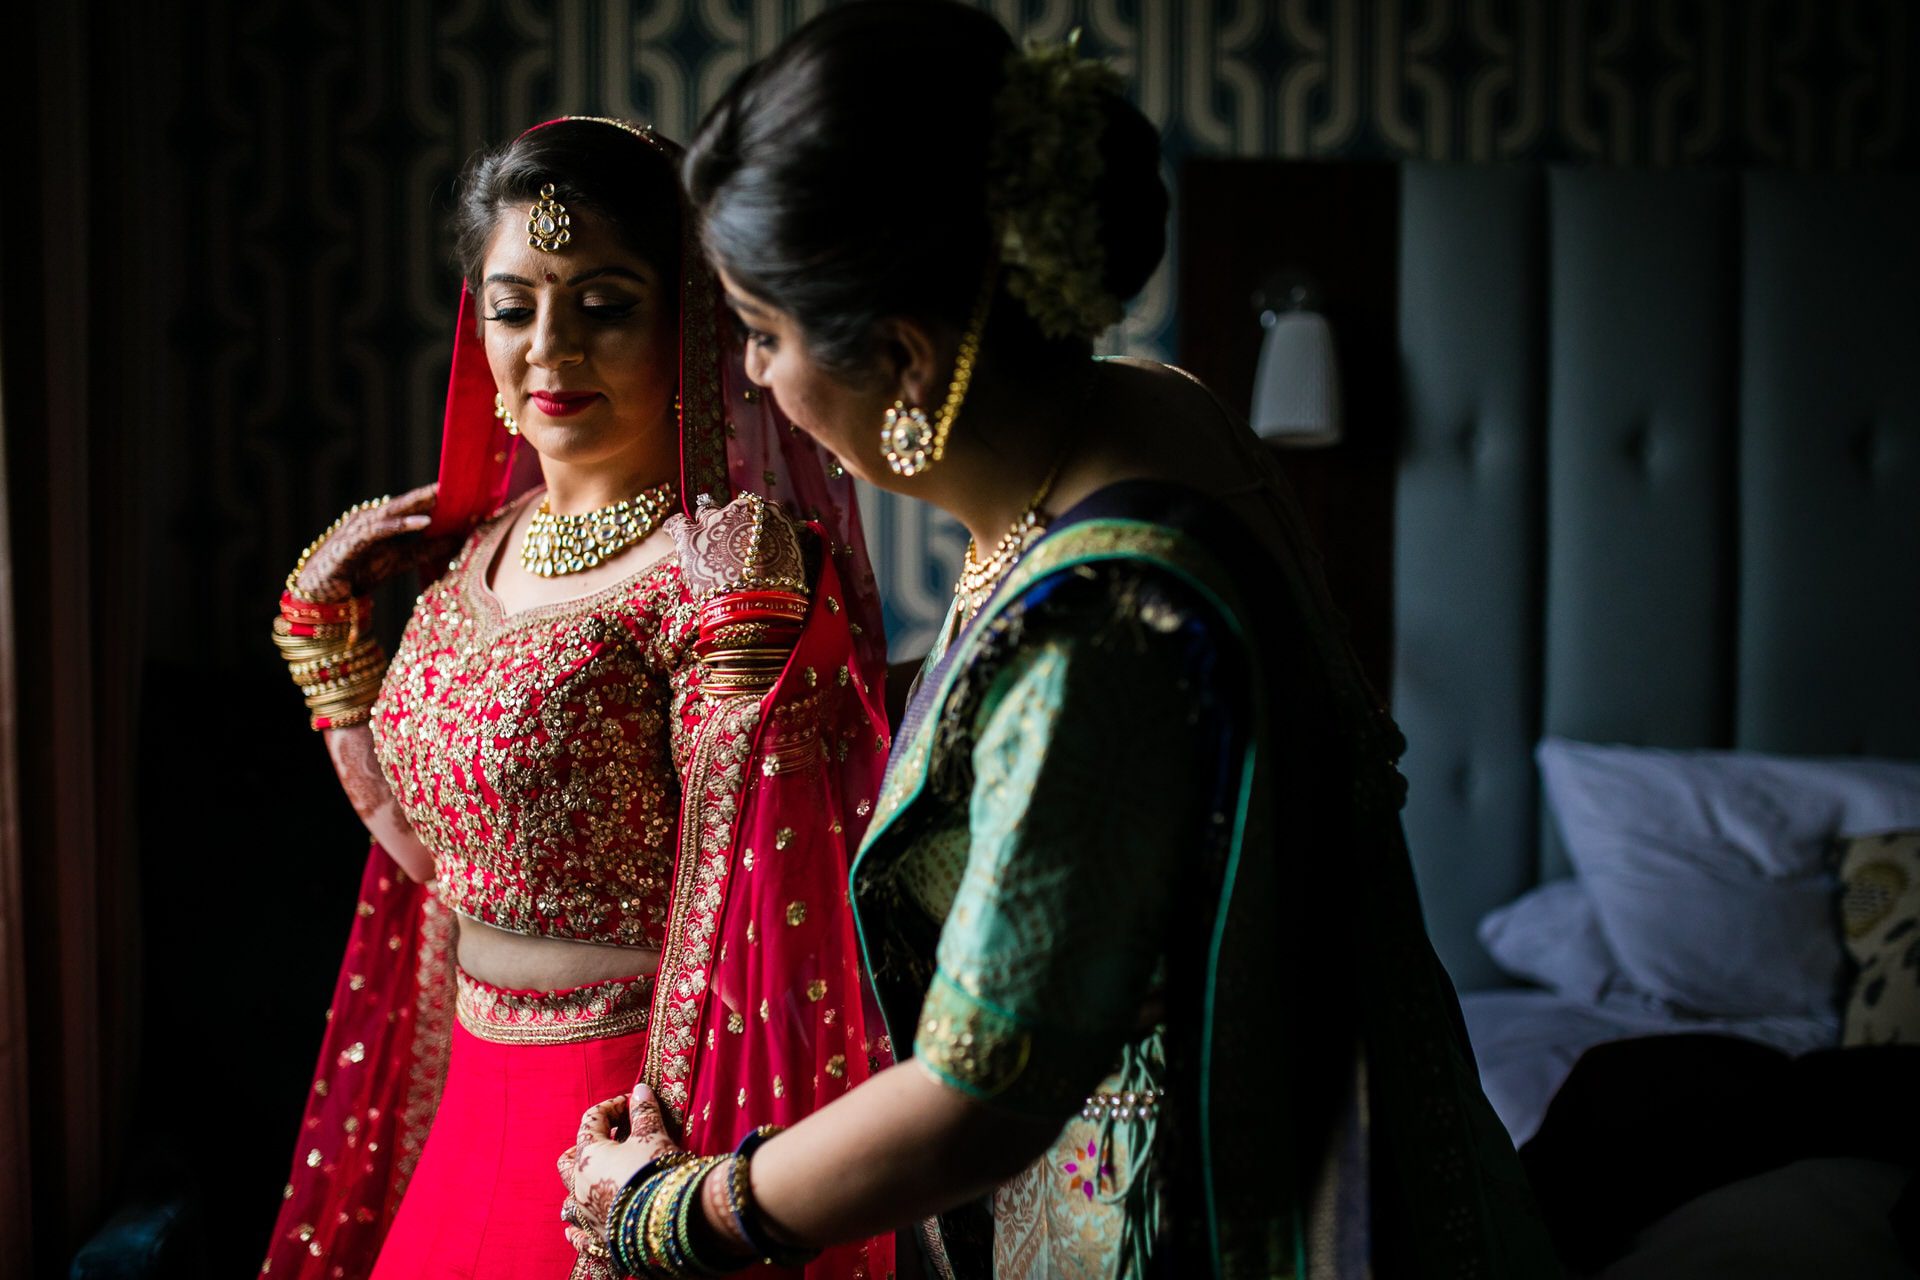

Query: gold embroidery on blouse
[915,973,1033,1099]
[370,504,693,948]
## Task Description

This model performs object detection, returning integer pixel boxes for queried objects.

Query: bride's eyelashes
[483,294,640,325]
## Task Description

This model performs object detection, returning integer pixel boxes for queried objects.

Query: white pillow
[1477,879,1628,1003]
[1536,739,1920,1018]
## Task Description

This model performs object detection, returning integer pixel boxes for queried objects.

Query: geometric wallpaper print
[156,0,1917,663]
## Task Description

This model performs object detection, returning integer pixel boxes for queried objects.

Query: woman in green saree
[559,3,1559,1276]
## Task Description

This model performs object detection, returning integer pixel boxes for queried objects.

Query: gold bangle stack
[699,647,795,697]
[278,496,398,729]
[271,614,389,731]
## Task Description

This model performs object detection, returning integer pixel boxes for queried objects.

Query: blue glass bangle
[605,1177,646,1275]
[726,1126,820,1269]
[606,1154,670,1275]
[666,1159,706,1272]
[612,1152,695,1277]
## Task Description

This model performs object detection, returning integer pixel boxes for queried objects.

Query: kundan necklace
[521,480,677,578]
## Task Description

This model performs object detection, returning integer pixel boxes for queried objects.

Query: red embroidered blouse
[370,503,706,949]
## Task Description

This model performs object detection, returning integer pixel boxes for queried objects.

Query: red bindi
[544,271,558,283]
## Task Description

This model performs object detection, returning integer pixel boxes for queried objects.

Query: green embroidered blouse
[854,503,1557,1279]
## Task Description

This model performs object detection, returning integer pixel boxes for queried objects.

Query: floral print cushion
[1838,830,1920,1045]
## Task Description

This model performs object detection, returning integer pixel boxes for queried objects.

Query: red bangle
[280,591,372,628]
[699,591,807,628]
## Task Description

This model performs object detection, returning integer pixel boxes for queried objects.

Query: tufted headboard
[1392,167,1920,991]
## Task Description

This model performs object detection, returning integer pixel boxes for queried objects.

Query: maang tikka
[527,183,571,252]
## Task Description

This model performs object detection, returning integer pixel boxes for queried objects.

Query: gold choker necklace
[521,481,677,578]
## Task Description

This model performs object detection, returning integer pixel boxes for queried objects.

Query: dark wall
[137,0,1920,667]
[4,1,1916,1275]
[1177,2,1918,708]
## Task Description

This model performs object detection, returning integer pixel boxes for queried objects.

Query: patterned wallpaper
[145,0,1918,663]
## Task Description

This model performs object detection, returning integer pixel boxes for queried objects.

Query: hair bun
[987,38,1166,340]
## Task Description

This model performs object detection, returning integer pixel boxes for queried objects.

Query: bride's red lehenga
[260,119,893,1280]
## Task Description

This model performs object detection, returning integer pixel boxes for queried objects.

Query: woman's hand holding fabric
[559,1085,687,1258]
[294,482,445,601]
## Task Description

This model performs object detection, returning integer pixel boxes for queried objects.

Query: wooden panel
[1178,158,1401,695]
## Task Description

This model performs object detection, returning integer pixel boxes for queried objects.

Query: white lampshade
[1251,308,1343,446]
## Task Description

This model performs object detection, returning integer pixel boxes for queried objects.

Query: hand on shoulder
[665,492,809,601]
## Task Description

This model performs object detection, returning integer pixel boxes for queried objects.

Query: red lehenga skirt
[369,969,654,1280]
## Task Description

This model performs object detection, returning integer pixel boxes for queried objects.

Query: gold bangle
[307,694,380,724]
[285,635,384,670]
[302,677,388,714]
[271,618,371,658]
[296,668,387,698]
[303,676,388,710]
[288,646,387,686]
[312,703,377,731]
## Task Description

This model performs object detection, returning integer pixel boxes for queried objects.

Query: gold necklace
[953,367,1098,618]
[956,457,1067,619]
[521,480,677,578]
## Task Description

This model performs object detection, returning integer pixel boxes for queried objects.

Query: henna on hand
[565,1085,686,1228]
[296,483,450,601]
[327,725,400,824]
[627,1094,666,1143]
[576,1174,621,1238]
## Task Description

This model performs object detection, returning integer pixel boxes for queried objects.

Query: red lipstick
[528,390,601,417]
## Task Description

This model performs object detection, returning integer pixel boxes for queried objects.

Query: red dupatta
[261,118,890,1280]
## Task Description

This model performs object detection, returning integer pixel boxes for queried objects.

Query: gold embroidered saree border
[644,694,761,1123]
[859,518,1243,849]
[394,891,455,1198]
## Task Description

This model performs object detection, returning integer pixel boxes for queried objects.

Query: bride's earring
[881,401,935,477]
[494,392,520,437]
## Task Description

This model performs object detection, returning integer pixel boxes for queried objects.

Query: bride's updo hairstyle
[683,0,1168,381]
[452,118,684,291]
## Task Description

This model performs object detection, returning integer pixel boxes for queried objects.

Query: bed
[1387,166,1920,1273]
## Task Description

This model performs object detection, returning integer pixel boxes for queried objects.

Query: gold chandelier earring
[880,268,996,478]
[494,392,520,437]
[880,402,935,476]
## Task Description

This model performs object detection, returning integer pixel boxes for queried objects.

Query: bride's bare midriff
[454,913,661,991]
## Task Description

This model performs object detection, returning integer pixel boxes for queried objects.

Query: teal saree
[852,474,1556,1279]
